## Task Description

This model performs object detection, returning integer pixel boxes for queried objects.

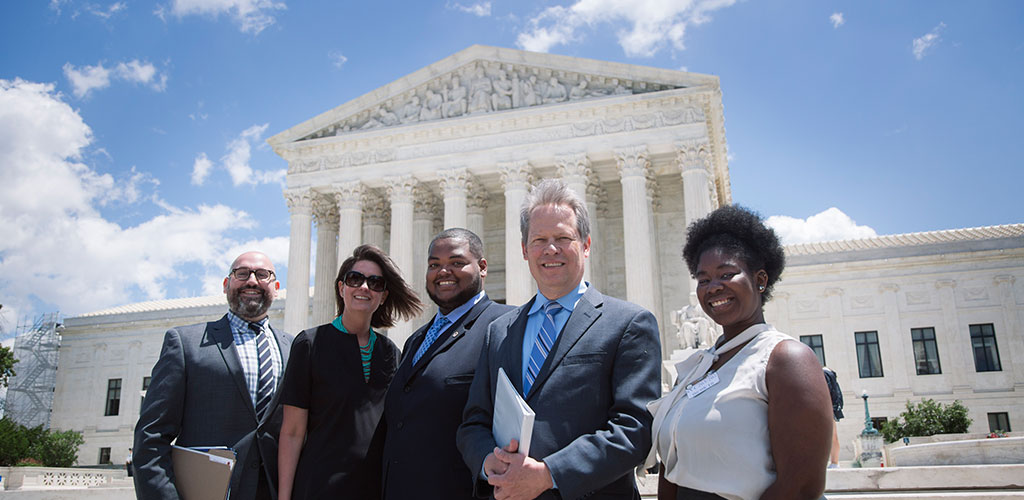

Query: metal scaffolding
[4,312,62,429]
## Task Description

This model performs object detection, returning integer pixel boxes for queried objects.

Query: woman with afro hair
[648,205,833,500]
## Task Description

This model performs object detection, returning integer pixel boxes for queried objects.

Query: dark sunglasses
[342,270,387,292]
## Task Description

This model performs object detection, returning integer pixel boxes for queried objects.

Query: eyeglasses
[342,271,387,292]
[230,268,276,282]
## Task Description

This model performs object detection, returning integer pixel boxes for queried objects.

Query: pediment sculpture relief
[301,61,681,141]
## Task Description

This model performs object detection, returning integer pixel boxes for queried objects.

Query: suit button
[403,386,411,393]
[397,421,404,429]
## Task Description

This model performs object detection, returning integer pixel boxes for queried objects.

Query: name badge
[685,371,719,399]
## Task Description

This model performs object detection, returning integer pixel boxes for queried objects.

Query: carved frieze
[299,61,686,141]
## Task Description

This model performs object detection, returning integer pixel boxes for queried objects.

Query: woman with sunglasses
[278,245,422,500]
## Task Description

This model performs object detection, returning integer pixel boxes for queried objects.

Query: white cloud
[0,78,280,318]
[164,0,287,34]
[830,12,844,29]
[328,50,348,69]
[87,2,127,19]
[766,207,878,245]
[191,124,285,186]
[448,1,491,17]
[516,0,736,57]
[64,59,168,97]
[63,62,112,98]
[115,59,168,92]
[191,153,213,185]
[913,22,946,60]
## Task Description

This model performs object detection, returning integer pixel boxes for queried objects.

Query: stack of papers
[170,445,236,500]
[493,367,535,456]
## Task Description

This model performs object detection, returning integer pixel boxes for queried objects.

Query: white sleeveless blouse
[655,324,794,500]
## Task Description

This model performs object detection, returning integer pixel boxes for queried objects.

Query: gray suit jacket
[457,287,661,500]
[382,296,515,500]
[133,314,293,500]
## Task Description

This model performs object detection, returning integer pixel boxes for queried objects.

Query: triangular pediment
[268,45,719,147]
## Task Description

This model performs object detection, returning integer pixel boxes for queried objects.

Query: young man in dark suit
[458,179,661,500]
[382,228,514,499]
[134,251,293,500]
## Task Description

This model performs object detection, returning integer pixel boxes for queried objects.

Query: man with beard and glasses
[381,229,514,500]
[134,251,294,500]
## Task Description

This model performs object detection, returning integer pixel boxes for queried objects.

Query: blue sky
[1,0,1022,328]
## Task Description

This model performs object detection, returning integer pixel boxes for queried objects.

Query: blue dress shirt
[520,281,588,394]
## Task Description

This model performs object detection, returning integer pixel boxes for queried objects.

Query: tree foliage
[881,398,972,443]
[0,417,83,467]
[0,344,17,388]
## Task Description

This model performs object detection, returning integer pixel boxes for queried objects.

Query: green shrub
[31,429,85,467]
[881,398,972,443]
[0,417,83,467]
[0,417,30,465]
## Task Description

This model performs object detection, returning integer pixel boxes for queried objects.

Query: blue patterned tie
[412,316,450,364]
[525,301,562,396]
[249,322,275,419]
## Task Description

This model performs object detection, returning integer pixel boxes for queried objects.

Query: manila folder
[171,445,236,500]
[493,367,536,456]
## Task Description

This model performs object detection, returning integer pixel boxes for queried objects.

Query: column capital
[614,145,650,179]
[554,153,592,183]
[284,188,313,214]
[333,180,365,211]
[935,279,957,289]
[586,180,608,217]
[362,191,389,226]
[499,160,533,191]
[467,182,488,215]
[675,139,713,172]
[312,194,339,231]
[413,186,440,220]
[439,168,471,196]
[385,175,417,204]
[879,283,900,294]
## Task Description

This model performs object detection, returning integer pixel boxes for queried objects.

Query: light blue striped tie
[525,301,562,396]
[412,316,450,364]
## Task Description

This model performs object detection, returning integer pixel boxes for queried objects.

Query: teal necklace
[332,315,376,382]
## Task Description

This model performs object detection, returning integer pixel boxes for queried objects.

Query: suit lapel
[526,288,603,403]
[502,299,534,396]
[209,315,257,419]
[417,297,492,369]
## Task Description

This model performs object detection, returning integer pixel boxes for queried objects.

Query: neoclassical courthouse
[50,46,1023,467]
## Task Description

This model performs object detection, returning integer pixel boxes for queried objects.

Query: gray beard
[229,287,270,320]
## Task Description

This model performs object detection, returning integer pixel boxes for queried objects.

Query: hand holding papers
[493,367,535,456]
[170,445,236,500]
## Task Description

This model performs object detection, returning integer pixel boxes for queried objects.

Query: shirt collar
[528,281,588,315]
[434,290,486,326]
[227,311,269,334]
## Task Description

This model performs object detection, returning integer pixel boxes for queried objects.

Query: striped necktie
[249,322,275,419]
[412,316,450,364]
[524,301,562,396]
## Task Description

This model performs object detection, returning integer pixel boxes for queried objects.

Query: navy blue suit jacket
[382,296,514,500]
[457,287,661,500]
[133,314,293,500]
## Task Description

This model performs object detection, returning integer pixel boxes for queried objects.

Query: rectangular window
[99,447,111,465]
[105,378,122,416]
[911,327,942,375]
[970,324,1002,372]
[988,412,1011,433]
[855,331,884,378]
[141,376,152,408]
[799,335,826,366]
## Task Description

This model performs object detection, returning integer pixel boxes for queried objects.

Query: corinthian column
[362,192,388,250]
[677,140,717,229]
[386,175,417,347]
[284,188,313,335]
[414,187,440,318]
[466,183,487,241]
[556,153,593,282]
[335,181,364,263]
[439,168,469,230]
[616,146,657,316]
[500,160,534,306]
[312,194,339,325]
[586,181,606,291]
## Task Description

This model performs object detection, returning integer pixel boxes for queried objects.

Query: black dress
[279,322,399,499]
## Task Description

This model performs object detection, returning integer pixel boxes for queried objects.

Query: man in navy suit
[134,251,293,500]
[382,228,514,500]
[458,179,661,500]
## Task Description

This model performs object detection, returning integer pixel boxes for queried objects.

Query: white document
[493,367,535,456]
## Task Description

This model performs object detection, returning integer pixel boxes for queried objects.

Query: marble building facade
[45,47,1023,465]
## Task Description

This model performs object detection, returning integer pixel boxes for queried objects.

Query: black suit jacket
[381,295,515,500]
[457,287,661,500]
[133,315,293,500]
